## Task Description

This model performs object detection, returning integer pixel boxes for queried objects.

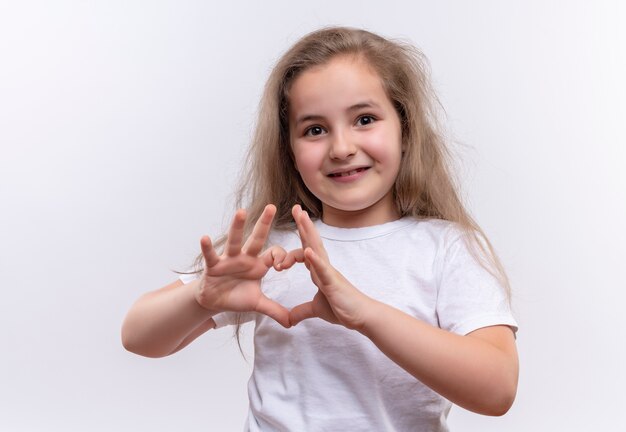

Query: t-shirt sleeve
[211,311,256,328]
[435,230,518,336]
[178,272,199,285]
[178,273,256,329]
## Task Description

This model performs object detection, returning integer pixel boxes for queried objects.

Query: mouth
[327,167,370,178]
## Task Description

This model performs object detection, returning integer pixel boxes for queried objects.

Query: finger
[242,204,276,256]
[260,245,286,270]
[292,205,312,251]
[305,248,334,287]
[225,209,247,256]
[276,247,305,270]
[298,211,328,259]
[256,295,291,328]
[289,301,317,326]
[292,205,325,257]
[291,206,325,270]
[200,235,220,268]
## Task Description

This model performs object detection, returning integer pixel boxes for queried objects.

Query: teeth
[340,169,358,177]
[331,168,366,177]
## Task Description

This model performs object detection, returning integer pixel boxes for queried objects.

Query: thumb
[200,235,220,268]
[289,301,316,326]
[255,295,291,328]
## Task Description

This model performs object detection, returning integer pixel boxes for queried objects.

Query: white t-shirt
[181,217,517,432]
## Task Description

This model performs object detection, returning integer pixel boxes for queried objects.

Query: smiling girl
[122,27,518,431]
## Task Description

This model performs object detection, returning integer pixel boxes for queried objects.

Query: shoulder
[413,218,488,253]
[402,218,491,279]
[397,217,465,251]
[409,217,459,238]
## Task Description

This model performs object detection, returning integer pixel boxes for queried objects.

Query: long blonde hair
[193,26,510,312]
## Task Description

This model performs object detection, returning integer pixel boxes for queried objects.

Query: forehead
[288,56,391,119]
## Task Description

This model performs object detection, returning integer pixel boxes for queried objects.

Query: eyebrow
[294,100,382,125]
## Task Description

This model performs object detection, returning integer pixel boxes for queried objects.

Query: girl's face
[289,56,404,228]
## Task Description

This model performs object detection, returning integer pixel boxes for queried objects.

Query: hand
[196,204,292,328]
[289,205,373,330]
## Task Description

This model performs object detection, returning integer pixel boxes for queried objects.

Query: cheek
[365,129,403,165]
[292,144,323,176]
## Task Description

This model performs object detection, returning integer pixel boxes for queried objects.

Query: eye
[356,115,376,126]
[304,125,325,137]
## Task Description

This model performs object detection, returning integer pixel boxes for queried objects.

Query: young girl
[122,27,518,431]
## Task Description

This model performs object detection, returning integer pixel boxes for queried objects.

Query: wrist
[350,294,382,334]
[355,297,386,336]
[188,278,221,315]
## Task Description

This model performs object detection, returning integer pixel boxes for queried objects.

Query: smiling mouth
[328,167,370,178]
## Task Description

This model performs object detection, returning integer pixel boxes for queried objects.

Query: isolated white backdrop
[1,1,625,431]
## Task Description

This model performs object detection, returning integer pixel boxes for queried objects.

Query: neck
[321,203,400,228]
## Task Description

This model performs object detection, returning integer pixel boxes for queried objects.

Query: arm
[359,304,518,416]
[121,278,217,358]
[122,204,294,358]
[288,205,518,416]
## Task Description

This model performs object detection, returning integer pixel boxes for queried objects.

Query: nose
[328,129,357,160]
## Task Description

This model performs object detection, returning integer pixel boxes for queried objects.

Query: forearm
[358,299,518,416]
[121,279,216,358]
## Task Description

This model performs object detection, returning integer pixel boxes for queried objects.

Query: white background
[1,1,625,430]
